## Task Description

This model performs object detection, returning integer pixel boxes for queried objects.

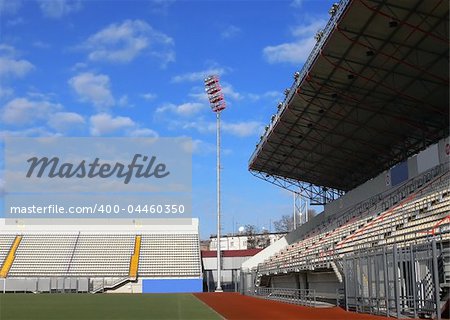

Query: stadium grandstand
[0,219,202,293]
[241,0,449,319]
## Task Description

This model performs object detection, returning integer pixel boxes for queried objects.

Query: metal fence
[241,239,447,319]
[341,239,445,320]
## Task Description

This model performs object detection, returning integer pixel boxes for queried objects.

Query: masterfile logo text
[4,137,192,220]
[6,137,191,193]
[26,154,170,184]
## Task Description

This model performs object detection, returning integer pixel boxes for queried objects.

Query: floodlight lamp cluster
[204,75,226,113]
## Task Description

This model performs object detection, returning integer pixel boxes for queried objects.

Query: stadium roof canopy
[249,0,449,204]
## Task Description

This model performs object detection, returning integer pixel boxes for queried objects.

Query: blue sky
[0,0,334,238]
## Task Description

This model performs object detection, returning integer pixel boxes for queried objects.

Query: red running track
[195,293,392,320]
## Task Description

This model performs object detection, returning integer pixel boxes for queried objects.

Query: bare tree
[244,224,258,235]
[273,209,319,233]
[244,224,258,248]
[273,215,294,232]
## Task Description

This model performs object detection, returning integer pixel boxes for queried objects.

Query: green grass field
[0,293,222,320]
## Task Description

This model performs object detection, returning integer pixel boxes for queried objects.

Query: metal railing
[253,287,316,307]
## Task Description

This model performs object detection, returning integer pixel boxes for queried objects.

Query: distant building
[199,240,211,251]
[208,232,286,251]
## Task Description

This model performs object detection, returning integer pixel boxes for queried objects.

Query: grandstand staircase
[129,235,141,281]
[91,277,131,293]
[91,235,142,293]
[0,235,22,278]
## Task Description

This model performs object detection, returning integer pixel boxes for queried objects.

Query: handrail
[66,232,81,275]
[0,235,22,278]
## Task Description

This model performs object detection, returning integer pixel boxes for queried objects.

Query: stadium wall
[325,137,448,216]
[142,278,202,293]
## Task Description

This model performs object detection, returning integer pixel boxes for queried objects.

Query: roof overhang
[249,0,449,196]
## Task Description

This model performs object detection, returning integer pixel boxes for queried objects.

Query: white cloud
[83,19,174,65]
[0,0,22,15]
[0,127,60,140]
[68,72,115,108]
[0,44,16,56]
[1,97,62,125]
[222,121,263,137]
[38,0,81,19]
[71,62,88,71]
[6,17,25,27]
[33,41,51,49]
[89,113,135,136]
[291,0,303,8]
[150,0,175,14]
[221,25,241,39]
[157,102,206,117]
[181,120,263,137]
[118,95,130,107]
[221,83,242,100]
[248,90,281,102]
[1,58,34,77]
[0,44,34,79]
[171,67,227,83]
[128,128,158,137]
[186,139,215,155]
[0,53,34,78]
[0,86,14,99]
[263,18,327,64]
[47,112,85,131]
[141,92,157,101]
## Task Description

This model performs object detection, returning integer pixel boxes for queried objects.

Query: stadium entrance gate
[341,239,444,320]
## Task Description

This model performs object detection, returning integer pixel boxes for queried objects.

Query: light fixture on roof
[294,71,300,80]
[329,3,339,16]
[265,125,269,131]
[277,102,283,110]
[314,30,324,42]
[271,114,276,122]
[284,88,290,96]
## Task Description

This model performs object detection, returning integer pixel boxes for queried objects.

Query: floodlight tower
[204,75,226,292]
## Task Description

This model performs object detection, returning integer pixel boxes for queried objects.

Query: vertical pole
[374,253,380,313]
[354,257,359,312]
[410,246,417,319]
[216,111,222,292]
[383,247,390,317]
[293,192,297,230]
[368,255,373,313]
[431,240,441,320]
[344,257,349,311]
[393,244,400,318]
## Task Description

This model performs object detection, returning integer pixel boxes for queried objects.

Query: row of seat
[258,172,450,274]
[1,233,201,278]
